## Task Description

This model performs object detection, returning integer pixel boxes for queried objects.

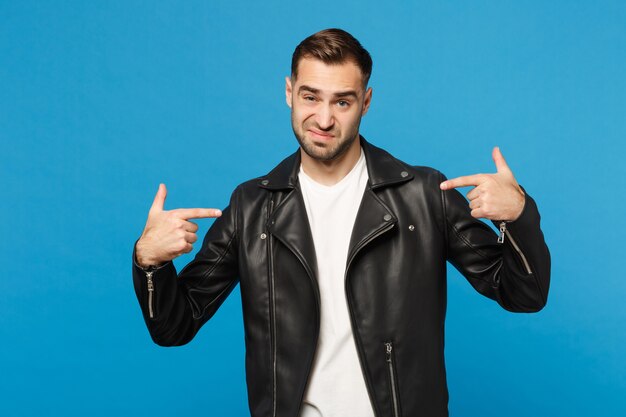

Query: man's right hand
[135,183,222,268]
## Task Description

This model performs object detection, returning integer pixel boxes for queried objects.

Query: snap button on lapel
[400,171,408,178]
[261,179,269,186]
[260,233,267,240]
[383,214,392,221]
[408,224,415,231]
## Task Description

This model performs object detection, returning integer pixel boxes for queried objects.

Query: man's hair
[291,28,373,86]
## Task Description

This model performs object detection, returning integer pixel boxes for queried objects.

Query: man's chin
[295,129,357,162]
[301,140,353,162]
[302,145,334,161]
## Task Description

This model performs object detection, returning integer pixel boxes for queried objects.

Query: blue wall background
[1,1,625,416]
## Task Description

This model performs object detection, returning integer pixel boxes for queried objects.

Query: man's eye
[303,96,316,101]
[337,100,350,107]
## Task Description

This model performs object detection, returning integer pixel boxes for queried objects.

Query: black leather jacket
[132,138,550,417]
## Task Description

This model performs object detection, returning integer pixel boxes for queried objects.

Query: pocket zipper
[385,342,400,417]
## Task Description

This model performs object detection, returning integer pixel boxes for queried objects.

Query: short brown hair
[291,28,373,86]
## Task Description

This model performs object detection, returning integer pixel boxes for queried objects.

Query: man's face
[285,57,372,162]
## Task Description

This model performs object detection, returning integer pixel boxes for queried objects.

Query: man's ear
[361,87,373,116]
[285,76,293,108]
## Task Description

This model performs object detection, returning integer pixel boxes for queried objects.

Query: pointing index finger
[171,208,223,219]
[440,174,487,190]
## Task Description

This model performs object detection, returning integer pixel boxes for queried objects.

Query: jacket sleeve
[440,173,551,312]
[131,186,241,346]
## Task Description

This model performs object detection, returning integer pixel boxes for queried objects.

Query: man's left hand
[439,147,525,221]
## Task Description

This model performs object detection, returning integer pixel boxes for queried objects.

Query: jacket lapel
[346,188,397,268]
[345,138,413,267]
[260,150,318,282]
[267,187,319,282]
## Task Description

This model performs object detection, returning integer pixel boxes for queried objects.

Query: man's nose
[316,104,334,130]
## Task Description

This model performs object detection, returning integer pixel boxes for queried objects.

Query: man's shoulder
[231,150,299,198]
[398,160,443,179]
[366,141,444,185]
[396,161,445,191]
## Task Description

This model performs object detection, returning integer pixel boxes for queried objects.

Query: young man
[132,29,550,417]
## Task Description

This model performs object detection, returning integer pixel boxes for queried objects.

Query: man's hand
[439,147,525,221]
[135,183,222,268]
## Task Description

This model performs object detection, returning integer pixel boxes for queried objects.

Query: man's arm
[132,184,240,345]
[439,148,551,312]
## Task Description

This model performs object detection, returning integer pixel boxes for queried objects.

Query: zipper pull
[385,342,393,362]
[498,222,506,244]
[146,270,154,292]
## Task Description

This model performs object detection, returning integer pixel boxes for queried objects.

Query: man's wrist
[134,253,168,271]
[134,240,167,271]
[508,186,527,222]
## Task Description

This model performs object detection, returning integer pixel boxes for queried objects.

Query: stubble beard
[291,113,361,162]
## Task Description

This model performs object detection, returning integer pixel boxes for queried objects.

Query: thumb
[149,183,167,213]
[492,146,511,174]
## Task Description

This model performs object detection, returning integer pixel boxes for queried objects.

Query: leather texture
[132,137,551,417]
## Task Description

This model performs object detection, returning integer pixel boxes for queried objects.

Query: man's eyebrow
[298,85,320,95]
[297,85,358,99]
[333,90,358,99]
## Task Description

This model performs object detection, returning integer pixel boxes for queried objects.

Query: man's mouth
[308,129,335,140]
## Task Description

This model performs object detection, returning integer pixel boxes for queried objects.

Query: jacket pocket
[385,341,401,417]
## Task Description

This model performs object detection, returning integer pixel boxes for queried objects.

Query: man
[132,29,550,417]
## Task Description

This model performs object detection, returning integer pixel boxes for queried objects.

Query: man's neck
[300,138,362,186]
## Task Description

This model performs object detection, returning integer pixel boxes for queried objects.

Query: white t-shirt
[298,149,375,417]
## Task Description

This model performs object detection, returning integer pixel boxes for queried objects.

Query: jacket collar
[258,136,413,190]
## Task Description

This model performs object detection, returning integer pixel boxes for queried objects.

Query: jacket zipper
[141,262,168,318]
[498,222,532,275]
[385,342,401,417]
[146,270,155,319]
[267,198,278,417]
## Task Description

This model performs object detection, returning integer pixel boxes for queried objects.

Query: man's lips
[308,129,335,139]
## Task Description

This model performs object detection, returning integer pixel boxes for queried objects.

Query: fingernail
[440,182,447,190]
[216,209,222,216]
